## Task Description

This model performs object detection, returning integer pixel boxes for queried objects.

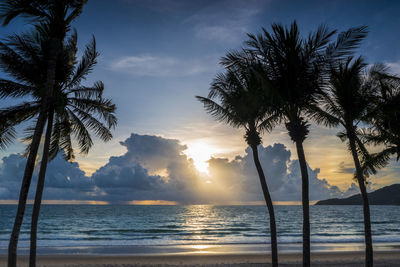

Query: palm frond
[20,118,40,157]
[65,1,87,24]
[325,26,368,61]
[361,147,395,177]
[337,131,347,142]
[0,0,50,26]
[57,116,74,161]
[306,24,336,55]
[0,102,41,126]
[0,79,34,98]
[49,117,61,160]
[66,35,98,88]
[68,81,103,99]
[0,125,16,149]
[0,40,39,84]
[220,49,249,68]
[68,97,117,129]
[196,96,243,128]
[6,32,43,62]
[69,106,113,141]
[307,103,341,127]
[65,108,93,154]
[259,112,281,132]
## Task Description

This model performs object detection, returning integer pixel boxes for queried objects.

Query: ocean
[0,205,399,253]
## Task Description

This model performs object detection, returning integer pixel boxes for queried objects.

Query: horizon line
[0,200,318,205]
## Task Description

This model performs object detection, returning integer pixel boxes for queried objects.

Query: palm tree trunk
[29,110,54,267]
[295,140,310,267]
[251,145,278,267]
[7,110,46,267]
[348,135,373,267]
[8,40,57,267]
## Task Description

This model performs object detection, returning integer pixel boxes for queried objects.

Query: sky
[0,0,399,204]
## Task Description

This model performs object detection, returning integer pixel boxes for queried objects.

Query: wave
[1,205,400,248]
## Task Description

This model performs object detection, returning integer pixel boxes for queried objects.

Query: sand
[0,251,399,267]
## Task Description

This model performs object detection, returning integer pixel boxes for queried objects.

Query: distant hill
[315,184,400,205]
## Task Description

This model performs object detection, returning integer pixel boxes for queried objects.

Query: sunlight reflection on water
[0,205,400,248]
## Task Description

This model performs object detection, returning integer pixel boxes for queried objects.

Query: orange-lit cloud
[0,200,109,205]
[127,200,178,205]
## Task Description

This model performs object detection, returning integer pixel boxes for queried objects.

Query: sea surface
[0,205,399,251]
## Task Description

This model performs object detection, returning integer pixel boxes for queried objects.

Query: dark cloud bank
[0,133,359,204]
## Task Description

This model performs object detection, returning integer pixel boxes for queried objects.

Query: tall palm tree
[0,1,87,266]
[31,33,116,267]
[0,29,116,267]
[230,21,368,267]
[197,59,279,266]
[314,57,377,266]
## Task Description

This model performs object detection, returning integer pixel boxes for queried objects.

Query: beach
[0,251,400,267]
[1,243,400,267]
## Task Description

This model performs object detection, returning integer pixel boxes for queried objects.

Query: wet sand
[0,251,400,267]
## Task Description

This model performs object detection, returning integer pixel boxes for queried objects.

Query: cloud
[208,144,346,202]
[110,55,219,77]
[0,154,26,199]
[386,61,400,74]
[91,134,357,203]
[0,133,374,204]
[337,161,355,174]
[91,134,208,203]
[118,0,268,43]
[0,154,94,200]
[184,0,268,43]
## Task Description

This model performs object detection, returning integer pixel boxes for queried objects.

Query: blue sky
[0,0,399,203]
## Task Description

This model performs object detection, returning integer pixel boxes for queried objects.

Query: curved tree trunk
[7,110,46,267]
[348,135,373,267]
[251,145,278,267]
[29,110,54,267]
[8,40,57,267]
[295,140,310,267]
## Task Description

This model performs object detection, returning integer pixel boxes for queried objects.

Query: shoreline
[0,251,400,266]
[1,242,400,255]
[0,243,399,266]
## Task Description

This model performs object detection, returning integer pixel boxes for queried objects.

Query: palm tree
[0,1,87,266]
[0,29,116,267]
[231,21,368,267]
[31,33,116,267]
[197,58,279,266]
[361,65,400,167]
[314,57,377,266]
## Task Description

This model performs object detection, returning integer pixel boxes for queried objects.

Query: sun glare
[184,141,218,175]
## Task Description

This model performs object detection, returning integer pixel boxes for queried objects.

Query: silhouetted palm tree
[314,57,376,266]
[228,22,368,267]
[0,29,116,267]
[0,1,87,266]
[197,58,279,266]
[32,33,116,267]
[361,65,400,167]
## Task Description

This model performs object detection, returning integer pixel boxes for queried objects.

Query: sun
[184,141,217,175]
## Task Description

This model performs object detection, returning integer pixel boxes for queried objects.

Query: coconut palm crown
[0,29,117,158]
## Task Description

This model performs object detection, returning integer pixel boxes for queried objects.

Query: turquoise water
[0,205,399,248]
